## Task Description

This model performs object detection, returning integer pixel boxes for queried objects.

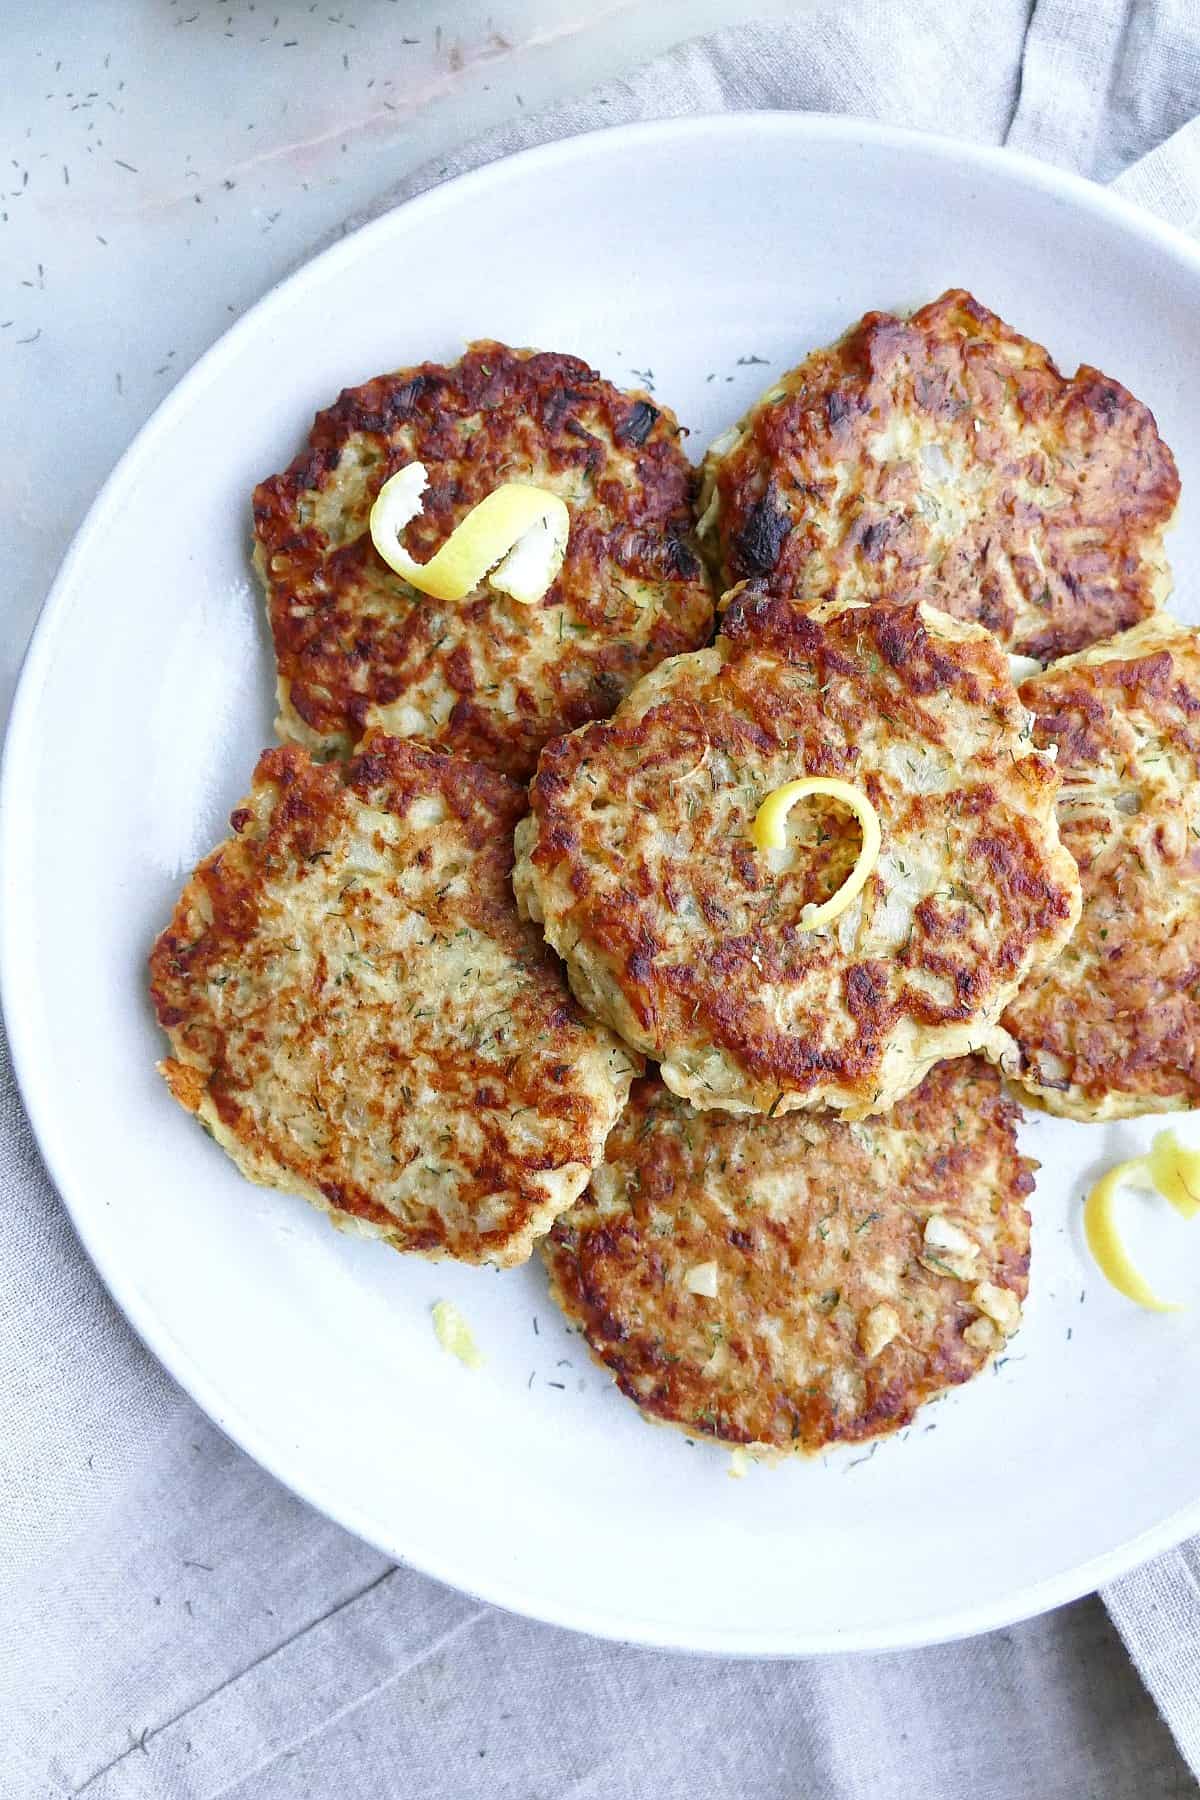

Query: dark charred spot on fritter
[730,485,792,577]
[615,399,661,448]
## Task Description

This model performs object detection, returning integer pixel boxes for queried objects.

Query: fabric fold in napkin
[5,1,1200,1793]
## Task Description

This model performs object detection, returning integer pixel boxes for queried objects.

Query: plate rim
[5,108,1200,1656]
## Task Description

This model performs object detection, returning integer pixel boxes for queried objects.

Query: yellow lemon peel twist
[750,777,882,931]
[1084,1131,1200,1312]
[369,461,570,604]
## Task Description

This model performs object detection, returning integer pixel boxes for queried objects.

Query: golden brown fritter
[544,1058,1033,1453]
[698,290,1179,663]
[998,615,1200,1119]
[149,738,639,1266]
[515,593,1080,1119]
[253,342,714,780]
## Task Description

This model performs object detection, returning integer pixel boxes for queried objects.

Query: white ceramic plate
[5,114,1200,1656]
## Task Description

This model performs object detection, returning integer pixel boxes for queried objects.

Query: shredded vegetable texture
[369,461,569,604]
[750,777,882,930]
[432,1300,484,1368]
[1083,1132,1200,1312]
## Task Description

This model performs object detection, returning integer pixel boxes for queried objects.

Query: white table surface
[2,6,1195,1796]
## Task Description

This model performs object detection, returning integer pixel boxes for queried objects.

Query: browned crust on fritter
[999,616,1200,1117]
[703,289,1178,661]
[544,1058,1033,1452]
[518,594,1080,1118]
[148,737,639,1265]
[253,342,714,779]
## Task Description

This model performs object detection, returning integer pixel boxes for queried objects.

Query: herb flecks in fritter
[999,615,1200,1119]
[544,1059,1033,1452]
[254,343,714,779]
[150,738,639,1266]
[699,289,1178,662]
[515,593,1080,1120]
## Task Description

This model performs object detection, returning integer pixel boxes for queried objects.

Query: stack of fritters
[152,293,1195,1458]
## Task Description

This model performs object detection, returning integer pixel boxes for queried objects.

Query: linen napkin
[5,3,1200,1795]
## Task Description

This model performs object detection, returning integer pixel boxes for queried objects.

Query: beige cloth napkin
[4,3,1200,1795]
